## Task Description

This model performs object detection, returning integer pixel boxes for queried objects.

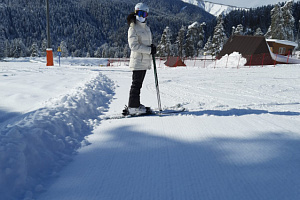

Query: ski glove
[150,44,157,55]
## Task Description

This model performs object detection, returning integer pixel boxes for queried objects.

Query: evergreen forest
[0,0,299,58]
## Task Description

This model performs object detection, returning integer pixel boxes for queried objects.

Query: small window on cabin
[279,47,286,54]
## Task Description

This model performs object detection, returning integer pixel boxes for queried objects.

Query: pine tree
[41,39,47,57]
[175,25,185,58]
[203,36,212,55]
[184,22,199,58]
[12,38,27,58]
[123,44,130,58]
[211,15,227,56]
[231,26,235,36]
[254,27,264,36]
[0,29,4,59]
[297,20,300,50]
[157,26,172,57]
[197,22,206,56]
[233,24,244,35]
[94,47,102,58]
[282,0,295,41]
[101,43,109,58]
[4,40,11,58]
[60,41,68,57]
[30,42,39,57]
[265,2,295,40]
[72,50,81,57]
[113,47,120,58]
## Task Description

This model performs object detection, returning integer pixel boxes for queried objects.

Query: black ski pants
[128,70,147,108]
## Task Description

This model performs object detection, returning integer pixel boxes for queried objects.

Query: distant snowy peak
[182,0,249,16]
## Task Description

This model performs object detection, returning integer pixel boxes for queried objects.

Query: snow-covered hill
[182,0,249,16]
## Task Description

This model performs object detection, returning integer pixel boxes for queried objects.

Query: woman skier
[124,2,156,115]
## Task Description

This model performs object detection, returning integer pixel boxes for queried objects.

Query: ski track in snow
[1,59,300,200]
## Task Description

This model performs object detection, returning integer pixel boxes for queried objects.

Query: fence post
[249,55,253,67]
[204,54,206,68]
[226,55,229,68]
[214,56,217,68]
[237,55,241,69]
[287,51,290,63]
[176,56,179,67]
[158,57,161,68]
[261,53,265,67]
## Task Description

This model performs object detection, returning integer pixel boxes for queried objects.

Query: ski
[101,105,186,120]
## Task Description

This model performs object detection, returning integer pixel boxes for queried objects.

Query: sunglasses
[135,10,148,18]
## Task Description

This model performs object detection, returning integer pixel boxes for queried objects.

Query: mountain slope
[0,0,214,57]
[182,0,249,16]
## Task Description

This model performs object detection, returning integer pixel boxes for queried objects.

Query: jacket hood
[127,12,136,25]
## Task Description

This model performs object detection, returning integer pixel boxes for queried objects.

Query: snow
[181,0,249,16]
[1,57,300,200]
[0,58,113,200]
[208,52,247,68]
[188,22,199,29]
[266,39,298,48]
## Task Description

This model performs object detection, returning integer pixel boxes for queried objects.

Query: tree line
[0,0,213,59]
[156,1,300,58]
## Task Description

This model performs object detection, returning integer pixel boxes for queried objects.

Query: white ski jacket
[128,21,152,71]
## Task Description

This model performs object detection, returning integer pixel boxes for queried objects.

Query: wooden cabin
[218,35,300,65]
[266,39,298,56]
[217,35,274,66]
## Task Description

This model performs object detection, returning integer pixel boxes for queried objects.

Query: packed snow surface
[1,57,300,200]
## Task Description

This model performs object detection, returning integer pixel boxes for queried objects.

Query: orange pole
[46,49,54,66]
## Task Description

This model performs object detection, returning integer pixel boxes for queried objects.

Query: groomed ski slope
[40,63,300,200]
[1,58,300,200]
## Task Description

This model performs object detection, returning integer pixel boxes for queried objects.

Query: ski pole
[152,54,162,112]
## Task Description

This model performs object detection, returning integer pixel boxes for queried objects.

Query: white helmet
[135,2,149,12]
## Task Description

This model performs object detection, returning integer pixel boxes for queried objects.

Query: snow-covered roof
[266,39,298,48]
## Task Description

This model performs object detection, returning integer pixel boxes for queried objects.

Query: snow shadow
[42,126,300,200]
[0,109,22,124]
[184,108,300,117]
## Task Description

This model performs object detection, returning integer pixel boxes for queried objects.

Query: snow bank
[0,73,115,200]
[208,52,247,68]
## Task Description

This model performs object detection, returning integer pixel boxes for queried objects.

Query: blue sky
[208,0,286,8]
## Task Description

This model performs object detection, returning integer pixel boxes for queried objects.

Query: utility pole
[298,20,300,50]
[46,0,54,66]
